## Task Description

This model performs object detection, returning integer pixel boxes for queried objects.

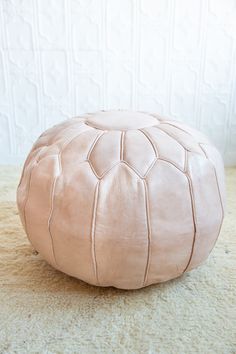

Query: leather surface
[17,111,225,289]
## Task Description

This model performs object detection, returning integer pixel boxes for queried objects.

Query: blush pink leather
[17,111,225,289]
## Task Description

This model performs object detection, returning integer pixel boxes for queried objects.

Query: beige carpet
[0,166,235,354]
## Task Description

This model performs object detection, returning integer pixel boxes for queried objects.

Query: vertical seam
[22,126,91,265]
[143,179,151,286]
[23,161,37,236]
[120,131,125,161]
[198,143,225,249]
[47,154,61,266]
[47,129,93,265]
[22,147,48,232]
[199,143,225,219]
[91,181,100,285]
[183,152,197,273]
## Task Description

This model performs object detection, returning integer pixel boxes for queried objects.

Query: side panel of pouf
[23,155,60,267]
[49,130,101,285]
[145,160,195,285]
[95,164,149,289]
[186,153,223,270]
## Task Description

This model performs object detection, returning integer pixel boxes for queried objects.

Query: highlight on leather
[17,111,225,289]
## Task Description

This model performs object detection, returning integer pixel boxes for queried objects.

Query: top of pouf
[85,110,158,130]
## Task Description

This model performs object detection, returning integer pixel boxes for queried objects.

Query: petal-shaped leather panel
[163,121,210,144]
[146,160,194,284]
[61,129,101,166]
[186,152,223,270]
[33,119,83,150]
[95,163,148,289]
[89,131,121,177]
[24,155,60,267]
[123,130,156,176]
[50,162,98,285]
[159,123,204,154]
[143,126,186,171]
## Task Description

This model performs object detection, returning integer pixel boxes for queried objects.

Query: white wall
[0,0,236,165]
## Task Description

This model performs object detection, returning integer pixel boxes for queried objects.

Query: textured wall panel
[0,0,235,165]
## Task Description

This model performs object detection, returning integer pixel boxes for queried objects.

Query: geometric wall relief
[0,0,236,165]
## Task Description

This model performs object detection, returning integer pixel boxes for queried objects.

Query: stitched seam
[22,146,48,233]
[158,158,184,173]
[48,155,60,265]
[99,161,120,179]
[198,143,224,219]
[155,125,190,151]
[145,126,186,172]
[143,158,158,178]
[23,161,37,237]
[35,121,85,153]
[161,122,210,145]
[184,148,188,172]
[139,128,185,172]
[198,143,225,250]
[120,131,125,161]
[183,152,197,273]
[143,180,151,286]
[91,181,100,285]
[122,161,143,179]
[160,122,194,137]
[138,129,158,157]
[18,147,42,189]
[47,127,94,265]
[22,125,91,264]
[87,131,106,160]
[87,160,101,179]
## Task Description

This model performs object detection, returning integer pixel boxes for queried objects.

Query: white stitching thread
[143,179,151,286]
[91,181,100,285]
[182,152,197,273]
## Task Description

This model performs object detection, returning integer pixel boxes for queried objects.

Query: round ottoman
[17,111,225,289]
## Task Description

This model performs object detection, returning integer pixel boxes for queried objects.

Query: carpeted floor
[0,166,235,354]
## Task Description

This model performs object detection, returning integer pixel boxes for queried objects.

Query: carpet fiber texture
[0,166,235,354]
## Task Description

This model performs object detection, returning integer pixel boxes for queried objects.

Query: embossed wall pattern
[0,0,236,165]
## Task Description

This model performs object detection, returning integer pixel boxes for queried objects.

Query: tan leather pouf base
[17,111,225,289]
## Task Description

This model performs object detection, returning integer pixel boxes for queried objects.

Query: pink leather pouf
[17,111,225,289]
